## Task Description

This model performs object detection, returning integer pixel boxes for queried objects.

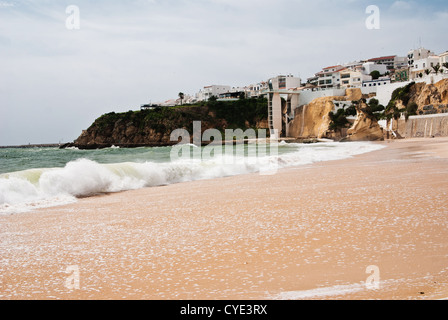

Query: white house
[339,69,372,88]
[315,65,345,89]
[362,62,388,76]
[440,51,448,66]
[342,61,364,72]
[196,85,231,101]
[367,55,407,71]
[407,47,435,67]
[246,82,268,98]
[410,56,441,79]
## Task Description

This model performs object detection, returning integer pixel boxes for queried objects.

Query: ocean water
[0,142,384,214]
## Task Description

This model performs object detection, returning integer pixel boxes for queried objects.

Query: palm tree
[425,69,431,76]
[432,63,441,75]
[178,92,185,105]
[443,63,448,73]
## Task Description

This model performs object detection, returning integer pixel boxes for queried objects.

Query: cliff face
[410,79,448,114]
[74,106,219,148]
[288,96,347,139]
[344,102,384,142]
[288,88,383,141]
[70,99,268,149]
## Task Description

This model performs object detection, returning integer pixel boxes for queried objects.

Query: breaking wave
[0,142,384,214]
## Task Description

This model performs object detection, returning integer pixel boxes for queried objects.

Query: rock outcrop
[416,79,448,106]
[345,88,363,101]
[343,102,384,142]
[288,96,348,139]
[288,88,384,141]
[73,106,216,148]
[68,99,269,149]
[408,79,448,113]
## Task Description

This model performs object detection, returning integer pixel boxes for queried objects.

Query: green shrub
[329,109,349,131]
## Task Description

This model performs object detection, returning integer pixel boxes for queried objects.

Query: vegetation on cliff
[73,97,268,148]
[385,79,448,121]
[328,98,385,131]
[386,82,416,121]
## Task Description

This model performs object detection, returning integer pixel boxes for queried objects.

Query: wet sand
[1,138,448,300]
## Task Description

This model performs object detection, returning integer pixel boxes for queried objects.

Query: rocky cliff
[288,89,384,141]
[68,98,268,149]
[411,79,448,114]
[288,96,348,139]
[343,102,384,142]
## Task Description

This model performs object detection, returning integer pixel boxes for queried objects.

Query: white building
[342,61,364,72]
[266,75,301,138]
[362,77,392,91]
[440,51,448,66]
[410,56,440,79]
[362,62,388,76]
[407,48,435,67]
[339,69,372,88]
[196,85,231,101]
[315,65,345,89]
[246,82,268,98]
[367,55,407,71]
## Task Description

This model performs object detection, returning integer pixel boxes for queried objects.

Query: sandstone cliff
[343,102,384,142]
[287,88,383,141]
[402,79,448,115]
[288,96,347,139]
[413,79,448,108]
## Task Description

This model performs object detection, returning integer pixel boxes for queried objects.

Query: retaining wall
[401,114,448,138]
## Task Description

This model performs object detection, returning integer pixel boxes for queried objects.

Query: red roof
[368,55,396,61]
[323,65,342,70]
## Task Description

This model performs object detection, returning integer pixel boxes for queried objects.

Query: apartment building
[407,48,435,67]
[339,70,372,88]
[196,85,231,101]
[367,55,407,71]
[315,65,345,89]
[410,56,440,79]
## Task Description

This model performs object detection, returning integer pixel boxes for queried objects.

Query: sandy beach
[1,137,448,300]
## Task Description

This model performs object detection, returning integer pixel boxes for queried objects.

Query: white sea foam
[272,283,366,300]
[0,142,384,214]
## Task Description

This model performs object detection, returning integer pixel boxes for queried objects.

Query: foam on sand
[272,283,367,300]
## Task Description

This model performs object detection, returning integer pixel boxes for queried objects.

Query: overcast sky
[0,0,447,145]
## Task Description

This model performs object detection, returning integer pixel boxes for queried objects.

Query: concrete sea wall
[402,114,448,138]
